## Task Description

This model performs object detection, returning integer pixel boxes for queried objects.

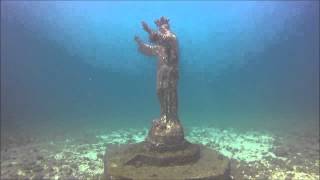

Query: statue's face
[149,24,170,44]
[159,24,170,33]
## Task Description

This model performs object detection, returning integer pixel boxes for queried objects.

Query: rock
[70,163,78,170]
[64,175,77,179]
[33,173,44,179]
[62,168,72,175]
[97,153,104,160]
[33,165,43,172]
[36,155,44,161]
[274,147,289,157]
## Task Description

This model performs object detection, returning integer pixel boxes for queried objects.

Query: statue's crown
[155,16,170,27]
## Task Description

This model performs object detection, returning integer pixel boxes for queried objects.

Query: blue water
[1,1,319,135]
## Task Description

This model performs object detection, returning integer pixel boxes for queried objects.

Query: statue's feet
[146,116,185,152]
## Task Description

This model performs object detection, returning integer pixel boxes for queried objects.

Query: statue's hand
[149,32,160,42]
[142,21,152,34]
[134,36,141,44]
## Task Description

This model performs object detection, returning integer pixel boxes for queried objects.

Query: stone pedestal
[104,142,230,180]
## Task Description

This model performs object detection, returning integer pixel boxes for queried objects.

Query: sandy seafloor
[1,125,319,180]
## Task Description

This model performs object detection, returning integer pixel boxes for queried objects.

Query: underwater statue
[134,16,184,150]
[104,17,230,180]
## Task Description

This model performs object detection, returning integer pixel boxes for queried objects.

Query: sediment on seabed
[1,127,319,179]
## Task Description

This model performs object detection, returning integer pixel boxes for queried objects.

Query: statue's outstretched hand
[142,21,152,34]
[134,36,141,44]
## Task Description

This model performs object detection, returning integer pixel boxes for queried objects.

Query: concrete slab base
[104,142,230,180]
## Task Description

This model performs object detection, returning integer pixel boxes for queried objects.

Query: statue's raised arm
[134,36,159,56]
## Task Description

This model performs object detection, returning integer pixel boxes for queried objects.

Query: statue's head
[148,16,171,44]
[155,16,170,33]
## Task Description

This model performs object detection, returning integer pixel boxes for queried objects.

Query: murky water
[1,1,319,179]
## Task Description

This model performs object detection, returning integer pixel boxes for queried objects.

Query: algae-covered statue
[134,16,184,151]
[104,16,230,180]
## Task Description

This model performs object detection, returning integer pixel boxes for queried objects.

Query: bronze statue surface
[134,16,184,150]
